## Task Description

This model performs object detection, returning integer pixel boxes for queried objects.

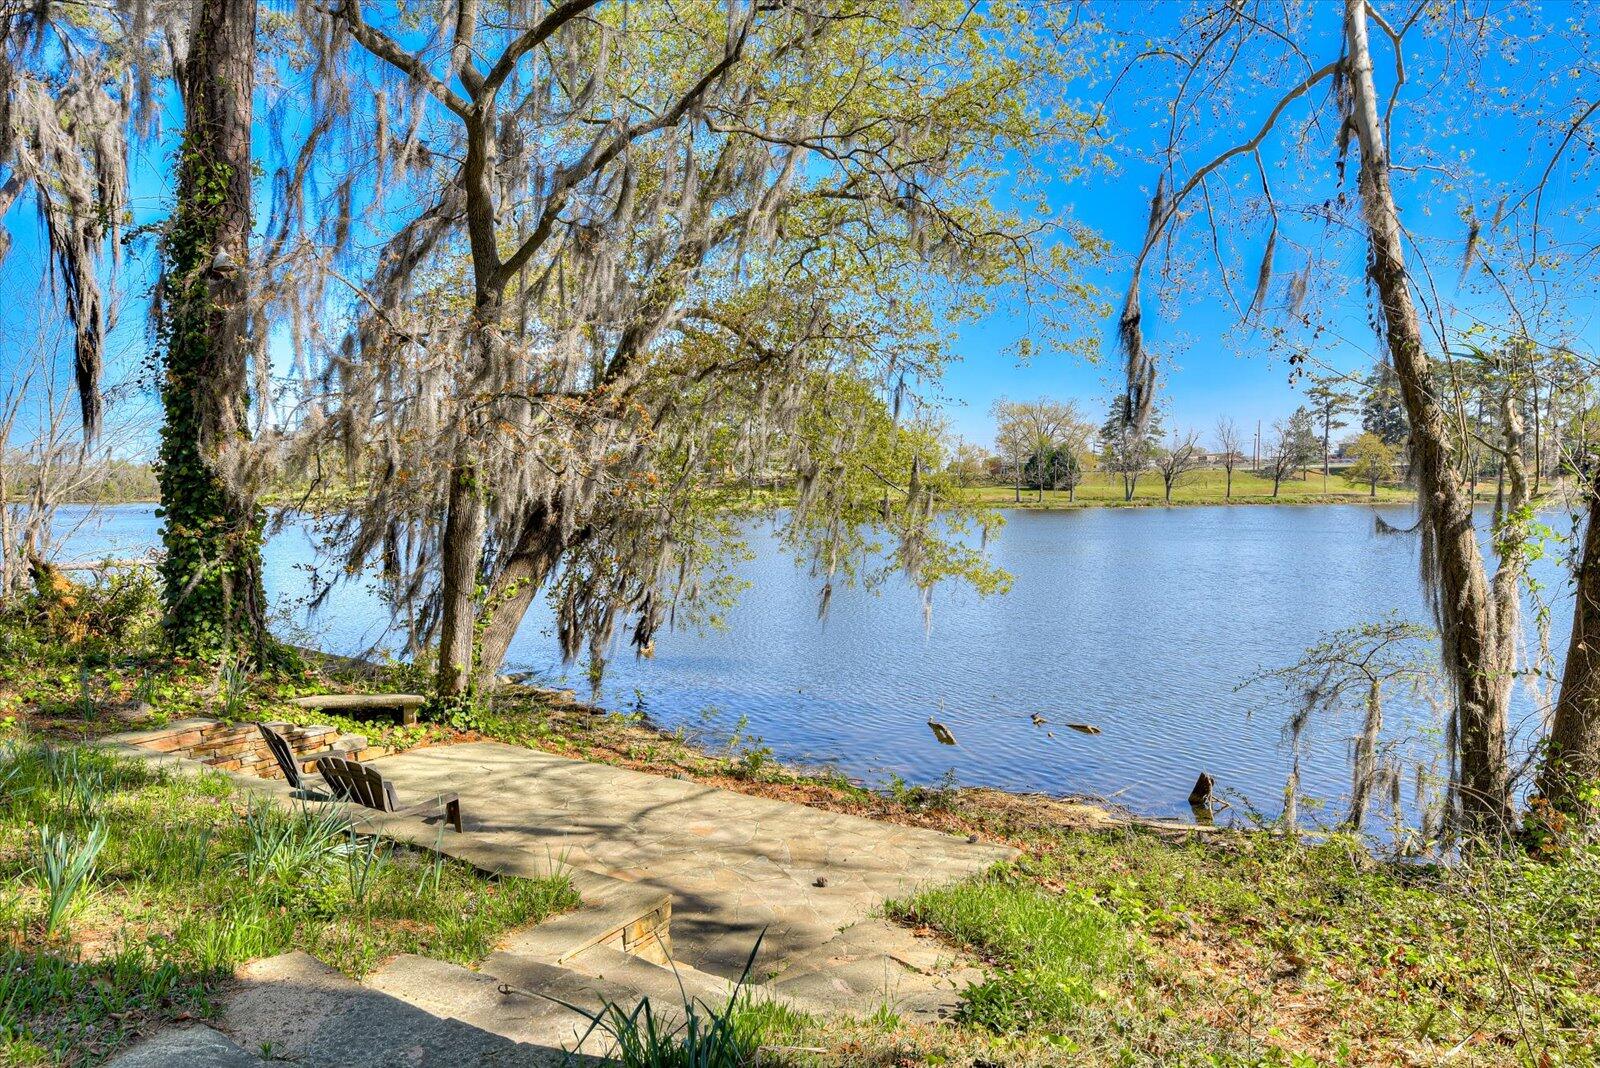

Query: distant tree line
[976,358,1487,502]
[0,460,157,505]
[971,348,1596,514]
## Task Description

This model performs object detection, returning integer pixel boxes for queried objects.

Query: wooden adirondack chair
[256,723,331,801]
[314,755,463,832]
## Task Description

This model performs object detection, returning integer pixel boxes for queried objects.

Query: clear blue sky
[931,1,1599,449]
[3,2,1593,458]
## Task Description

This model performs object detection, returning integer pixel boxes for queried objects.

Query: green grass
[0,737,577,1066]
[889,873,1127,1036]
[967,466,1415,508]
[988,826,1600,1066]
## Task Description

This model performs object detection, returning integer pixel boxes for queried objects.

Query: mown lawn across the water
[965,466,1416,508]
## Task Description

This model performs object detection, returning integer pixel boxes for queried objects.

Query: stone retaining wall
[609,899,672,965]
[118,718,389,777]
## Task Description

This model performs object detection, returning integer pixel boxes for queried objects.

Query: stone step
[484,938,815,1027]
[364,952,630,1057]
[107,1024,266,1066]
[766,918,944,978]
[761,918,985,1021]
[767,955,970,1019]
[553,941,833,1019]
[495,876,672,965]
[97,718,383,779]
[558,943,741,1011]
[101,718,214,753]
[220,950,584,1066]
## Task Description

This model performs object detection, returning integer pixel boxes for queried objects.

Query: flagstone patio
[366,741,1015,986]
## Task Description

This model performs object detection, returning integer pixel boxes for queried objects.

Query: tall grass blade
[36,821,108,936]
[544,930,769,1067]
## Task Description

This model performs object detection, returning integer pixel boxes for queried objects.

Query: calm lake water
[54,502,1571,825]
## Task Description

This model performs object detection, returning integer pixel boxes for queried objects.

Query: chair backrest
[257,723,303,790]
[314,755,399,812]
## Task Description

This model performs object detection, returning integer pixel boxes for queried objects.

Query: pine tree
[1360,361,1408,446]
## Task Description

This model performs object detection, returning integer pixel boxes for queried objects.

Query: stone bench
[290,693,427,726]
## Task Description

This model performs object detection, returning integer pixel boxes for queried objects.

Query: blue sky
[932,1,1600,448]
[3,1,1594,458]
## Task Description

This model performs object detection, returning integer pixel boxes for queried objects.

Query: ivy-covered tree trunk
[155,0,266,661]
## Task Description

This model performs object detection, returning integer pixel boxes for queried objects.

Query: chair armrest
[394,793,463,833]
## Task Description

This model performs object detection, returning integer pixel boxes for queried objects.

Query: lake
[53,502,1571,826]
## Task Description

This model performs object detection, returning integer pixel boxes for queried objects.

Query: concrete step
[559,942,740,1010]
[762,919,985,1021]
[767,955,974,1018]
[499,906,965,1023]
[107,1024,266,1067]
[551,942,835,1019]
[494,875,672,964]
[219,951,587,1066]
[478,944,756,1039]
[365,952,633,1057]
[766,918,960,980]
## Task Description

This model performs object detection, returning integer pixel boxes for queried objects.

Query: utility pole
[1253,420,1261,473]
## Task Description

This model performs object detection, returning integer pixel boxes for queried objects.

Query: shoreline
[491,674,1230,840]
[10,597,1586,1062]
[980,492,1411,511]
[38,492,1418,514]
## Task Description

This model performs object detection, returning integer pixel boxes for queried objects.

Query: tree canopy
[246,0,1104,690]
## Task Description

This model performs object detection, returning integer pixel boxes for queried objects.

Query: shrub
[1,566,160,664]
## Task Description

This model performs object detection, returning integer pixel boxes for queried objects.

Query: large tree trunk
[435,463,487,697]
[1344,0,1513,836]
[432,106,504,699]
[156,0,267,661]
[472,504,575,690]
[1539,467,1600,825]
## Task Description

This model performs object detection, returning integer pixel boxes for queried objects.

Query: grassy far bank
[16,462,1408,513]
[2,575,1598,1065]
[968,466,1417,508]
[17,460,1558,516]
